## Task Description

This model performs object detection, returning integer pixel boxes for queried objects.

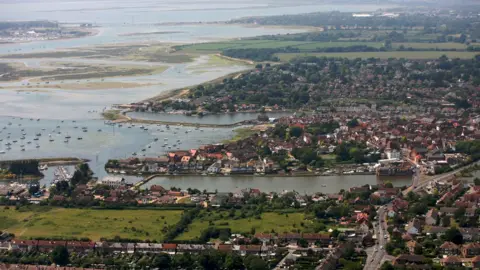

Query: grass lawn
[276,51,479,61]
[0,206,182,241]
[176,212,308,240]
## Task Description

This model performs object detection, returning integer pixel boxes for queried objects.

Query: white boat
[120,171,126,174]
[39,164,48,171]
[0,150,5,154]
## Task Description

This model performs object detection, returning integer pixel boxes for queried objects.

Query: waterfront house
[98,176,125,188]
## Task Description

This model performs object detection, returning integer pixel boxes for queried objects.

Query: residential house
[302,233,331,246]
[135,243,163,254]
[406,240,421,254]
[460,228,480,241]
[177,244,211,254]
[254,233,274,244]
[439,242,460,256]
[37,240,67,253]
[462,243,480,258]
[392,254,428,267]
[440,256,462,267]
[424,226,449,236]
[109,242,128,253]
[406,218,423,235]
[217,244,233,253]
[425,208,439,226]
[66,241,95,253]
[10,240,37,252]
[278,233,302,244]
[162,243,177,255]
[439,207,457,217]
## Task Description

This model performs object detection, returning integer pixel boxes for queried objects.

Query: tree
[224,253,244,270]
[347,118,359,128]
[248,257,267,270]
[289,126,303,138]
[443,227,463,245]
[384,181,393,188]
[153,253,172,269]
[454,207,466,220]
[298,238,309,248]
[51,246,69,266]
[474,177,480,186]
[380,261,394,270]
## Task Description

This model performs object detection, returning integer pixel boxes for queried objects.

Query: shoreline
[0,27,100,46]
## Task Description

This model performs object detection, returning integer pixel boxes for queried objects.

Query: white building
[99,176,125,188]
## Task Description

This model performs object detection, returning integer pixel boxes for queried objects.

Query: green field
[277,51,479,61]
[0,207,182,241]
[179,40,384,53]
[393,42,467,50]
[176,212,309,240]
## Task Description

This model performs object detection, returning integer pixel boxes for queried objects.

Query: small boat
[27,141,31,144]
[21,148,25,151]
[20,136,25,140]
[148,145,151,148]
[36,133,41,136]
[154,138,158,142]
[321,184,327,187]
[0,150,5,154]
[132,152,137,156]
[120,171,126,174]
[56,126,60,128]
[39,164,48,170]
[49,138,54,142]
[64,140,69,143]
[5,142,11,146]
[33,137,39,141]
[164,138,168,140]
[83,129,87,132]
[74,126,78,129]
[6,147,11,150]
[41,128,46,131]
[36,145,40,148]
[97,129,102,132]
[12,140,17,143]
[77,137,83,140]
[141,148,146,152]
[65,135,71,139]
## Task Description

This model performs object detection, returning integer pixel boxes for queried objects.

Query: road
[364,205,389,270]
[364,161,480,269]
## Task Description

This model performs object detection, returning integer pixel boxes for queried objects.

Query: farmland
[177,40,384,53]
[0,206,182,241]
[276,51,479,61]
